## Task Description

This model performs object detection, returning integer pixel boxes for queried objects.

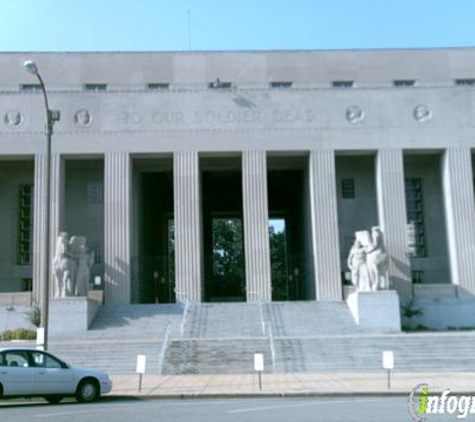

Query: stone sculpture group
[347,226,389,292]
[52,232,94,299]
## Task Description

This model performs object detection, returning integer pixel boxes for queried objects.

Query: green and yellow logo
[408,383,475,420]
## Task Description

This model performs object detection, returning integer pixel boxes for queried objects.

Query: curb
[106,391,411,400]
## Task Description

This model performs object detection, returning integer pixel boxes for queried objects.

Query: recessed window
[147,83,169,91]
[20,84,41,92]
[411,270,424,284]
[393,80,416,87]
[341,178,355,199]
[84,84,107,92]
[455,79,475,86]
[22,278,32,292]
[332,81,354,88]
[208,79,232,89]
[87,181,103,204]
[270,81,293,89]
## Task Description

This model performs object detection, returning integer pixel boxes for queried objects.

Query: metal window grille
[405,178,426,258]
[147,83,169,90]
[18,184,33,265]
[84,84,107,91]
[332,80,354,88]
[270,81,293,89]
[20,84,41,92]
[341,178,355,199]
[455,79,475,86]
[393,80,416,87]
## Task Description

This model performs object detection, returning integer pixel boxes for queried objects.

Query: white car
[0,347,112,404]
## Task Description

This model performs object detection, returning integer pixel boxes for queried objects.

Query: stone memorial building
[1,49,475,328]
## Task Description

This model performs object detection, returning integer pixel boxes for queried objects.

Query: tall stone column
[174,151,202,302]
[375,149,412,299]
[104,152,131,304]
[442,148,475,295]
[309,150,342,300]
[242,151,271,301]
[33,153,64,303]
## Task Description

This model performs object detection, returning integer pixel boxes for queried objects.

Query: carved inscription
[118,108,317,128]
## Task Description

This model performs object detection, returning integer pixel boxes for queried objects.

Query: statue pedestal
[49,297,100,337]
[347,291,401,332]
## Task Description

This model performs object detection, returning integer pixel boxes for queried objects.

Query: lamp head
[23,60,38,75]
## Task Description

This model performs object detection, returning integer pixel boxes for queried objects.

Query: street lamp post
[23,60,60,351]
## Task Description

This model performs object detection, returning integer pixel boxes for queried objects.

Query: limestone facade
[1,49,475,307]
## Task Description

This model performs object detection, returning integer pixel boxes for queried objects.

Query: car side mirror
[60,362,69,369]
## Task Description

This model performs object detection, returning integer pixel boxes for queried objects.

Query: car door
[31,351,75,395]
[0,350,35,396]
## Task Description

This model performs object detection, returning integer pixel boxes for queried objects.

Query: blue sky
[0,0,474,51]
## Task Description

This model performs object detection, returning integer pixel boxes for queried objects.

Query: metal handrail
[180,299,190,337]
[258,300,266,336]
[267,324,276,372]
[158,320,172,375]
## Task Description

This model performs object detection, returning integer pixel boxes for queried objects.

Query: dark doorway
[136,171,175,304]
[202,165,246,302]
[269,218,290,301]
[267,164,307,300]
[211,217,245,301]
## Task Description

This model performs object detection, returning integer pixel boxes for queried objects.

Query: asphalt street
[0,396,458,422]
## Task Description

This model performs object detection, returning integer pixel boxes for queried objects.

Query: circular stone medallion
[4,110,23,128]
[346,106,365,124]
[74,109,93,127]
[413,105,432,123]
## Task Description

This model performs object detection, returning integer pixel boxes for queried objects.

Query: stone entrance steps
[42,302,475,375]
[48,339,163,375]
[163,339,271,375]
[77,303,183,339]
[273,333,475,373]
[183,301,362,338]
[264,301,362,336]
[163,333,475,375]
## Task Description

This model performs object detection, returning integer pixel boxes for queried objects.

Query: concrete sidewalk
[109,372,475,398]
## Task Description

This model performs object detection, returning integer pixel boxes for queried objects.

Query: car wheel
[45,396,63,404]
[76,379,99,403]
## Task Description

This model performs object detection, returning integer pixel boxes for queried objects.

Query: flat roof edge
[2,46,475,55]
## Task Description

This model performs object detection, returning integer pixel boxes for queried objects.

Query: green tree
[212,218,244,285]
[269,224,289,301]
